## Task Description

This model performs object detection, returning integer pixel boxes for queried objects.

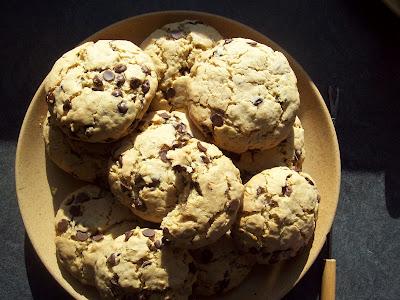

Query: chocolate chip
[148,179,160,188]
[92,234,104,241]
[158,112,170,120]
[305,177,315,186]
[141,65,151,75]
[114,64,127,73]
[133,197,146,211]
[141,261,151,268]
[188,262,197,273]
[256,186,265,196]
[110,274,119,286]
[75,192,90,203]
[75,231,89,242]
[175,123,186,133]
[197,142,207,152]
[224,38,233,45]
[179,66,190,75]
[210,113,224,127]
[107,253,119,267]
[201,124,213,139]
[154,240,162,249]
[115,74,125,87]
[117,101,128,114]
[169,30,184,39]
[173,165,186,172]
[130,78,141,89]
[63,100,71,111]
[124,230,133,241]
[159,145,170,163]
[46,92,55,104]
[247,41,258,46]
[93,75,103,87]
[56,219,69,234]
[103,70,115,81]
[201,155,210,164]
[69,205,82,217]
[141,80,150,94]
[112,89,123,97]
[253,98,263,106]
[142,228,155,238]
[200,249,213,263]
[165,88,176,99]
[191,181,203,196]
[282,185,292,196]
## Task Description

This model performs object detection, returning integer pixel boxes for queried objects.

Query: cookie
[108,111,244,248]
[232,167,320,264]
[141,20,222,111]
[54,185,148,285]
[108,110,197,223]
[43,114,111,183]
[228,116,305,176]
[94,227,196,299]
[187,38,300,153]
[190,234,255,296]
[45,40,158,143]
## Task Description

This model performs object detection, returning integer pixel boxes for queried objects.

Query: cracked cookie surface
[232,167,319,264]
[108,110,244,248]
[54,185,149,285]
[108,110,197,223]
[43,114,111,183]
[45,40,157,143]
[187,38,300,153]
[94,227,196,299]
[228,116,305,176]
[190,234,254,296]
[141,20,222,111]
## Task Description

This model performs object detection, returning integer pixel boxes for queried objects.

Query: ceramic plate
[15,11,340,300]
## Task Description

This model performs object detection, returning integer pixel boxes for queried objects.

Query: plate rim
[15,10,341,300]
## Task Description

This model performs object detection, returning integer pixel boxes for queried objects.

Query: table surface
[1,1,399,299]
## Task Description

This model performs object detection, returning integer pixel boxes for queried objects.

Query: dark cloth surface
[1,1,399,299]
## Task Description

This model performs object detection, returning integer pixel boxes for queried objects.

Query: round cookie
[55,185,148,285]
[228,116,305,176]
[43,114,111,183]
[232,167,320,264]
[190,234,255,296]
[160,138,244,249]
[108,111,244,249]
[187,37,300,153]
[141,20,222,111]
[108,110,197,223]
[45,40,158,143]
[94,227,196,299]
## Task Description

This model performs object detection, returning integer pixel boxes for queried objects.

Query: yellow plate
[15,11,341,300]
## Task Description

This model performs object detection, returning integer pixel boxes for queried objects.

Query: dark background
[1,0,399,299]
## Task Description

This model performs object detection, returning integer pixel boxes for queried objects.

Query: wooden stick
[321,259,336,300]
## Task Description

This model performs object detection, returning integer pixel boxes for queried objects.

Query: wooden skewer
[321,259,336,300]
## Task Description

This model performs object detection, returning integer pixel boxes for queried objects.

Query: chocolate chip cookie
[45,40,157,143]
[187,38,300,153]
[55,185,148,285]
[232,167,320,264]
[94,227,196,299]
[141,20,222,111]
[43,114,111,183]
[228,116,305,176]
[190,234,255,296]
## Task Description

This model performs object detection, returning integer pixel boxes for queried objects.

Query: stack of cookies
[44,20,320,299]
